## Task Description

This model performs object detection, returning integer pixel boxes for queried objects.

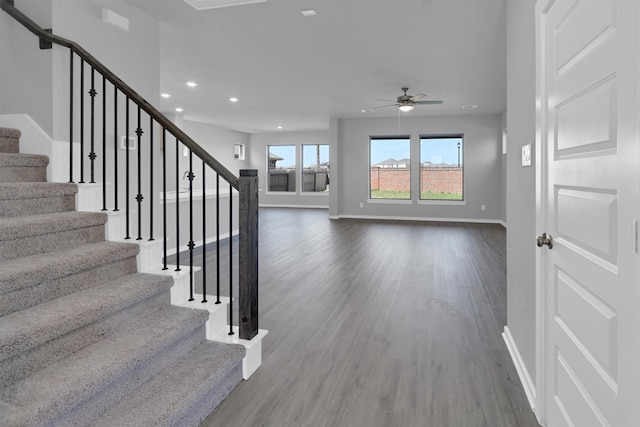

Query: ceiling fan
[374,87,443,112]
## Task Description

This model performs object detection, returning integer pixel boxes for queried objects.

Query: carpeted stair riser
[0,307,210,426]
[0,153,48,182]
[0,242,140,316]
[0,128,20,153]
[0,182,77,217]
[93,340,245,427]
[0,273,174,364]
[0,211,107,261]
[0,275,173,388]
[61,324,212,427]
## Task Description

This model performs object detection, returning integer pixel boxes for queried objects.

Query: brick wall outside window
[370,167,462,194]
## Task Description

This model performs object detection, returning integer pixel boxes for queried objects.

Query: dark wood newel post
[239,169,259,340]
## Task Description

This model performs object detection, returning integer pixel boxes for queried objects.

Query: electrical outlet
[359,202,364,208]
[481,205,486,211]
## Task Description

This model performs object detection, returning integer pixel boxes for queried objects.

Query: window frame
[418,134,465,203]
[368,135,412,201]
[301,144,330,195]
[266,144,297,194]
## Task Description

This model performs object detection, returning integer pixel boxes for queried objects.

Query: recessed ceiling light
[301,9,316,17]
[462,104,478,110]
[160,93,171,98]
[186,81,198,88]
[175,107,184,112]
[229,97,239,103]
[277,126,283,130]
[361,109,374,113]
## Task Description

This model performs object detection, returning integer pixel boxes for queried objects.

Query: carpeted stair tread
[0,211,107,260]
[0,182,78,217]
[0,153,48,182]
[0,241,139,295]
[0,272,174,363]
[0,182,77,200]
[93,340,245,427]
[0,211,106,242]
[0,128,20,154]
[0,128,21,139]
[0,153,49,168]
[0,306,210,427]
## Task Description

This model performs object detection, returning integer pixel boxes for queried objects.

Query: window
[420,135,463,200]
[369,136,411,199]
[301,144,329,193]
[268,145,296,192]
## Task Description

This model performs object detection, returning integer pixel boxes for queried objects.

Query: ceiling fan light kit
[398,104,414,112]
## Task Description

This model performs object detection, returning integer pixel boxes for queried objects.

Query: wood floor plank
[199,208,539,427]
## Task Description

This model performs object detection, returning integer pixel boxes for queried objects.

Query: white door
[536,0,639,426]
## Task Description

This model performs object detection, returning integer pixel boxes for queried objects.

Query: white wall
[183,119,251,181]
[250,130,330,208]
[0,0,54,135]
[336,114,503,221]
[506,0,537,383]
[50,0,160,142]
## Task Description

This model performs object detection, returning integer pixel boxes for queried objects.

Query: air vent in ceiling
[183,0,267,10]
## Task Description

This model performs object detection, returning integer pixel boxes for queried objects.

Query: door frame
[534,0,551,423]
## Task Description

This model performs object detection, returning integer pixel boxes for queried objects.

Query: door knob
[536,233,553,249]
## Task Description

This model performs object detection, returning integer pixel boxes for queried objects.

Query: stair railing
[1,0,259,340]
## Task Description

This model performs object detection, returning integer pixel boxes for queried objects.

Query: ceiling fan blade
[410,94,428,101]
[414,100,443,105]
[372,103,399,110]
[375,98,396,102]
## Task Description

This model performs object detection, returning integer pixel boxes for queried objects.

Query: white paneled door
[536,0,639,426]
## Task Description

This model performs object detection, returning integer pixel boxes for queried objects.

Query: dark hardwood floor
[200,208,539,427]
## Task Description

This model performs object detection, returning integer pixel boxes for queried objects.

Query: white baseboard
[502,326,537,415]
[259,204,328,209]
[336,214,504,225]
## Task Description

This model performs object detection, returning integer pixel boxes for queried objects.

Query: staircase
[0,126,245,426]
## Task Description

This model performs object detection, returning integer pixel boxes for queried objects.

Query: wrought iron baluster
[136,106,143,241]
[89,66,96,183]
[148,116,154,241]
[69,49,74,183]
[113,88,119,212]
[229,182,234,336]
[216,172,221,305]
[124,97,130,239]
[188,149,194,302]
[162,128,168,271]
[175,137,181,272]
[101,75,107,211]
[201,162,207,303]
[79,58,85,183]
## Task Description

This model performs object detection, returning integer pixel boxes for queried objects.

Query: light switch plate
[522,144,532,167]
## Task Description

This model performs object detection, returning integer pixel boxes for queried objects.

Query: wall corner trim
[502,326,539,422]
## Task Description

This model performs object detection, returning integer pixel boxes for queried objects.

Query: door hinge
[633,220,638,254]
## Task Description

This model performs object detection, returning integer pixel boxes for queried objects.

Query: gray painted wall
[506,0,537,381]
[250,130,331,208]
[336,114,503,221]
[0,0,54,135]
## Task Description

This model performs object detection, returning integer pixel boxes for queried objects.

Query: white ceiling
[128,0,507,134]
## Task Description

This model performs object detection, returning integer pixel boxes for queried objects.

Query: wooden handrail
[0,0,239,189]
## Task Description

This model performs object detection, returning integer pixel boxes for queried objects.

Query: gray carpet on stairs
[0,126,245,426]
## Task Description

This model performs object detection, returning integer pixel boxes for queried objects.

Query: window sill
[418,199,467,206]
[367,198,412,205]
